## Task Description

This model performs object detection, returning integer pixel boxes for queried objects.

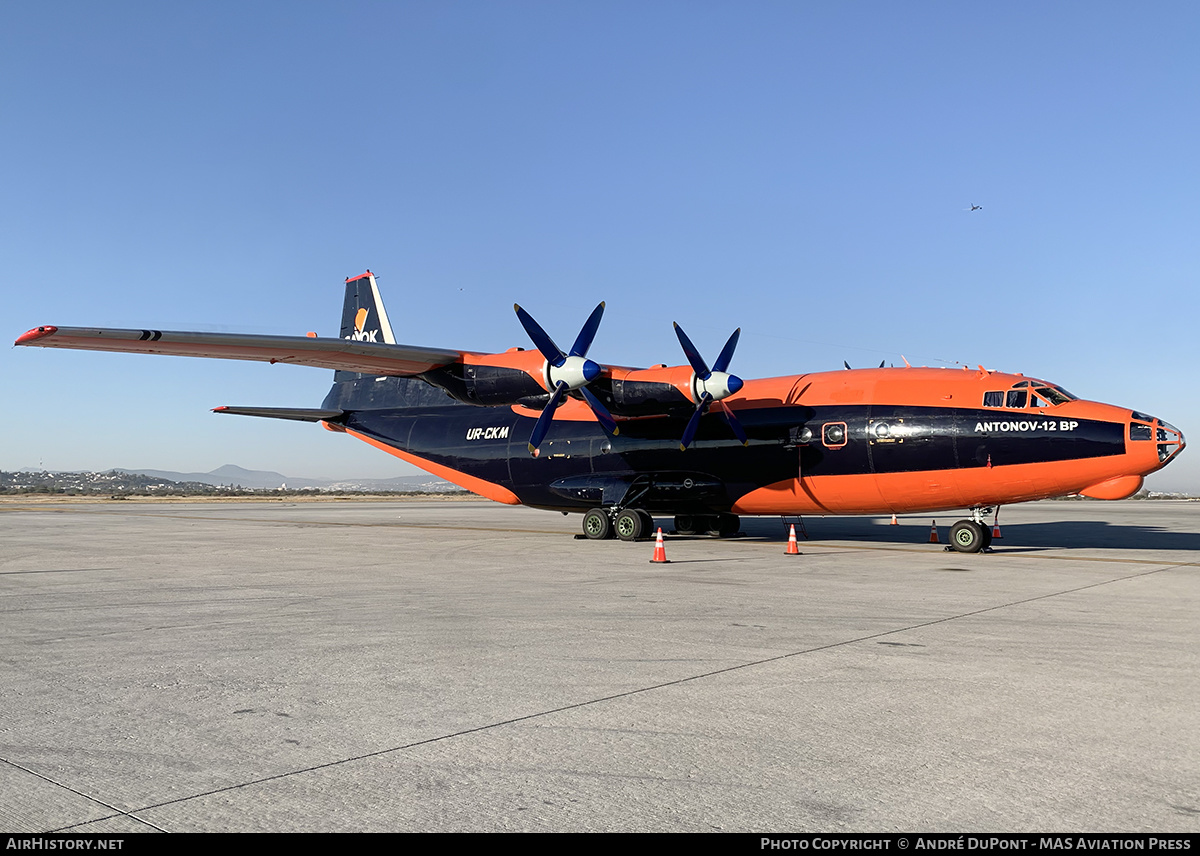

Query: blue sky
[3,1,1198,490]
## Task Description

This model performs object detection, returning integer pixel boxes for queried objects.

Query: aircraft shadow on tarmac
[720,515,1200,553]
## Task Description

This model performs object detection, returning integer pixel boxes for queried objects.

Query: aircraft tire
[636,509,655,538]
[673,514,698,535]
[717,513,740,537]
[583,508,612,540]
[615,509,647,542]
[950,520,986,553]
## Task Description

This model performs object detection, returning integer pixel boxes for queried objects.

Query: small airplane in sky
[969,204,983,211]
[16,271,1185,552]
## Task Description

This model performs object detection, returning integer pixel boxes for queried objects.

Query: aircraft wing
[14,325,467,376]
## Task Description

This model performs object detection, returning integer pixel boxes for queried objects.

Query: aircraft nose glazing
[1157,420,1185,464]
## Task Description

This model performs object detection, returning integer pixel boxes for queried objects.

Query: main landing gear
[948,508,994,554]
[672,513,740,537]
[582,507,655,542]
[581,509,741,541]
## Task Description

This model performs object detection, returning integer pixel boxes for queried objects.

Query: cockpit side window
[983,391,1003,408]
[1006,389,1027,409]
[1035,387,1072,405]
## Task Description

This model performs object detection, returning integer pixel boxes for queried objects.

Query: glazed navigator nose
[1130,411,1185,467]
[1157,420,1185,464]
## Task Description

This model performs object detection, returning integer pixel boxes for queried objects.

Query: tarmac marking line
[0,756,167,833]
[43,557,1194,832]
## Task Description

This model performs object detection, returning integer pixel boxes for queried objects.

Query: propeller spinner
[514,302,617,455]
[673,322,747,450]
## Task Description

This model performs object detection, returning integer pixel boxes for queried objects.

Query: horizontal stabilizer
[213,406,347,423]
[15,326,467,377]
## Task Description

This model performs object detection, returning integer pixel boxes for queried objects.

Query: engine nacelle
[423,363,550,407]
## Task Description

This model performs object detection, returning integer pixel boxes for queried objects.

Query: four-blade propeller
[673,323,747,451]
[514,305,753,454]
[514,302,618,455]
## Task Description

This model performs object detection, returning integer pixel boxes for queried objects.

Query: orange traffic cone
[929,521,940,544]
[786,524,802,555]
[650,527,670,563]
[992,510,1002,540]
[890,513,898,525]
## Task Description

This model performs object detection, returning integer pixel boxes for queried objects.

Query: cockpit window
[989,383,1074,409]
[1035,387,1074,405]
[1130,423,1153,441]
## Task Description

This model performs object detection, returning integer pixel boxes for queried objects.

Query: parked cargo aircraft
[16,271,1185,552]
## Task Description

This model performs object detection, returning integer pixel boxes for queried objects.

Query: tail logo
[346,307,379,342]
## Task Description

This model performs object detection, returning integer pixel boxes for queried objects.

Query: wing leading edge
[14,325,467,377]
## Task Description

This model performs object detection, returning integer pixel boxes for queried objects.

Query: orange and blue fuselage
[321,364,1183,516]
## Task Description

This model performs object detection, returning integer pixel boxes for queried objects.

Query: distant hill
[117,465,458,492]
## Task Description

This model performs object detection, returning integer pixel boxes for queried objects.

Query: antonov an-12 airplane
[17,271,1185,552]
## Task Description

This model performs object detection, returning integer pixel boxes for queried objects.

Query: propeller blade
[712,328,740,374]
[569,302,605,358]
[514,304,565,366]
[672,322,711,379]
[579,386,619,435]
[680,393,713,451]
[718,400,749,446]
[528,382,569,455]
[673,322,746,450]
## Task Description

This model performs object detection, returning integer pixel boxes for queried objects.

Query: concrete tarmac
[1,498,1197,832]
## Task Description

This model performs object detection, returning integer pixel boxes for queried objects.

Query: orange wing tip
[15,325,58,345]
[212,406,229,412]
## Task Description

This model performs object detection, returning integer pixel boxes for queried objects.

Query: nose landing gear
[948,508,994,553]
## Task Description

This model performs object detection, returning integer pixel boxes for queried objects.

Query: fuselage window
[822,422,847,448]
[983,391,1003,407]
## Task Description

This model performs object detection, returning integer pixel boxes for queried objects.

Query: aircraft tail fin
[323,270,460,411]
[334,270,397,385]
[340,270,396,345]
